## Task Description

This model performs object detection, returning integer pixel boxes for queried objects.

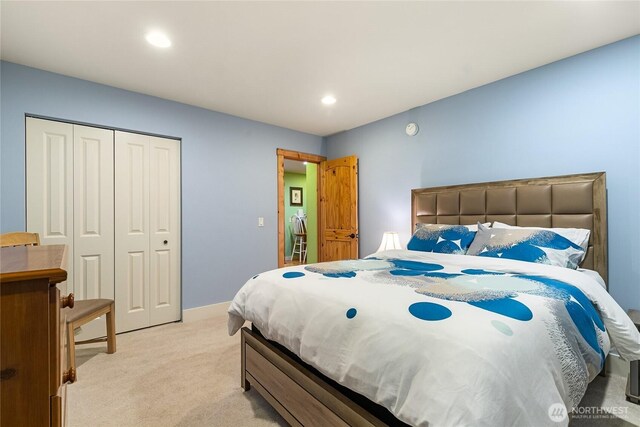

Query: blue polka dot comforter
[228,250,640,427]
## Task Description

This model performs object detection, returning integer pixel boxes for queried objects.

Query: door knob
[61,293,74,309]
[349,233,356,239]
[163,240,168,245]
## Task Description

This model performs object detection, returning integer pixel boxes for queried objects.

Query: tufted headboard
[411,172,608,284]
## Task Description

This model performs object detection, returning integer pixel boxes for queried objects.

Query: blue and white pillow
[407,224,478,255]
[492,221,590,263]
[466,224,585,269]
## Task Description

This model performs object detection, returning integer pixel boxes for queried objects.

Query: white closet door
[149,136,181,324]
[115,131,150,332]
[73,125,115,339]
[26,118,74,290]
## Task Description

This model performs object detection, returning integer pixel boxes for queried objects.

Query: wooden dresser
[1,245,75,427]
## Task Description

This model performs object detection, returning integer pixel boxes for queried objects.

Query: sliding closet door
[115,131,181,332]
[149,136,181,325]
[27,120,180,334]
[26,118,75,289]
[73,125,115,338]
[73,125,114,300]
[115,131,151,332]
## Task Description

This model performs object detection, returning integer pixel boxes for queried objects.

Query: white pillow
[492,221,590,253]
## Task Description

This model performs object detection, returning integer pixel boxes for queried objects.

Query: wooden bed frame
[241,326,397,426]
[241,172,608,426]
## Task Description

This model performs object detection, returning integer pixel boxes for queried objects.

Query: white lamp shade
[377,232,402,252]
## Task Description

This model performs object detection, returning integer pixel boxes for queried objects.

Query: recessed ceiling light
[321,95,336,105]
[146,31,171,48]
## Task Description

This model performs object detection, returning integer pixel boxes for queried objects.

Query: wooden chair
[290,215,307,263]
[66,300,116,372]
[0,232,40,247]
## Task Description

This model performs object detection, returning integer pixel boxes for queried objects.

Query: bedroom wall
[325,36,640,311]
[0,61,324,309]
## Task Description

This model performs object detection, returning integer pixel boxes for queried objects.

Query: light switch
[258,217,264,227]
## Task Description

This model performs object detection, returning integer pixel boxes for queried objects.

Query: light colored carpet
[67,310,285,427]
[573,375,640,426]
[68,311,640,426]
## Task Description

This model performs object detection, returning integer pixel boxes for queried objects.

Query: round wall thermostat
[405,122,419,136]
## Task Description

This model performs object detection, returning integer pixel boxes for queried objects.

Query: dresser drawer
[0,278,52,426]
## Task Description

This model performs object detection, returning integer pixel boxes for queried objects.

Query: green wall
[283,167,318,263]
[284,172,307,258]
[305,163,318,264]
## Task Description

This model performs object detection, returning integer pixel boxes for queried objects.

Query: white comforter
[228,250,640,427]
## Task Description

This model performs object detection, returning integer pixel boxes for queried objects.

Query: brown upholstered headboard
[411,172,608,284]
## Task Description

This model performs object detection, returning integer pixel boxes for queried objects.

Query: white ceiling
[1,1,638,136]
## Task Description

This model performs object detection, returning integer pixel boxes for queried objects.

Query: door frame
[277,148,326,268]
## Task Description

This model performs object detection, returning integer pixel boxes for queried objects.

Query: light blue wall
[0,61,324,309]
[326,36,640,311]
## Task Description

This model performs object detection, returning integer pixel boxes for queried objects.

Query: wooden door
[148,136,181,325]
[73,125,115,339]
[320,156,358,261]
[26,117,74,289]
[115,131,151,332]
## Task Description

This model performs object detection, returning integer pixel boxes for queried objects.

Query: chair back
[292,215,307,235]
[0,232,41,247]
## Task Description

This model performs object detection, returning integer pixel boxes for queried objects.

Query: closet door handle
[163,240,168,245]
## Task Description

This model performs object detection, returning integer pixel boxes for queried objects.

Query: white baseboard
[182,301,231,323]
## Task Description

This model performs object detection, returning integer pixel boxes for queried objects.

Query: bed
[228,172,640,426]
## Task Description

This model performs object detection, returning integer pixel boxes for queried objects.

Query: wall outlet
[258,217,264,227]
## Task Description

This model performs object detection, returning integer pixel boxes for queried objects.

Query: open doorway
[283,159,316,266]
[277,149,326,268]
